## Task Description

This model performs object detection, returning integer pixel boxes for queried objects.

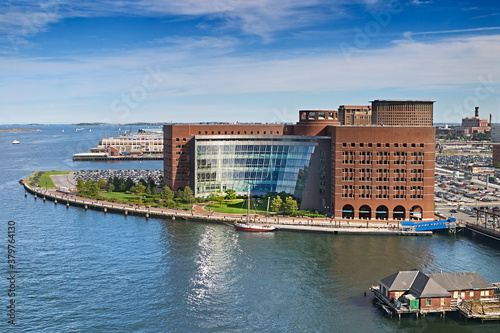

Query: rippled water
[1,125,500,332]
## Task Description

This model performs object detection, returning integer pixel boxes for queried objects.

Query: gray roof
[428,272,495,291]
[410,272,451,298]
[379,271,419,291]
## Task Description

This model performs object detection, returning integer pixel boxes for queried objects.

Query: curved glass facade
[194,136,318,197]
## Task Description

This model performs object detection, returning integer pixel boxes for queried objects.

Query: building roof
[428,272,495,291]
[371,99,435,103]
[410,272,451,298]
[379,270,419,291]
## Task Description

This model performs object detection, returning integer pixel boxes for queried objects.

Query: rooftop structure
[338,105,371,125]
[371,100,434,127]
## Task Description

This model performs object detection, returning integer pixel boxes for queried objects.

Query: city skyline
[1,0,499,124]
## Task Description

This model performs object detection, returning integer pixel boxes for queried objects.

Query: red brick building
[164,106,436,220]
[492,144,500,167]
[455,107,490,135]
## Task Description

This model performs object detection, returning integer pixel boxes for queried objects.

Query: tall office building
[164,106,436,221]
[371,100,434,126]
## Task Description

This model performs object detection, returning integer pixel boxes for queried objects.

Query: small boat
[234,223,275,232]
[12,140,20,144]
[233,187,275,232]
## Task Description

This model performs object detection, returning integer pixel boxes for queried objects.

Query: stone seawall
[20,175,432,236]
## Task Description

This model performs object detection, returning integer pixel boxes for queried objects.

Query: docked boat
[12,140,20,144]
[233,187,275,232]
[234,223,275,232]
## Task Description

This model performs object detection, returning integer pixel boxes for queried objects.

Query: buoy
[43,196,46,202]
[66,202,69,208]
[146,213,149,219]
[34,194,37,199]
[84,205,88,210]
[25,192,27,197]
[172,216,175,221]
[104,207,107,213]
[54,199,57,205]
[125,210,128,215]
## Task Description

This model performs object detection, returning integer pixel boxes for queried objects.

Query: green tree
[270,196,283,212]
[108,183,115,193]
[209,190,225,207]
[97,179,107,190]
[183,186,195,203]
[145,184,152,195]
[134,183,146,196]
[176,186,195,203]
[124,178,135,191]
[224,189,237,200]
[283,196,298,215]
[76,178,85,192]
[151,186,159,196]
[160,185,174,201]
[88,181,100,197]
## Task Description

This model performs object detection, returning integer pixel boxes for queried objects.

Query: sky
[0,0,499,124]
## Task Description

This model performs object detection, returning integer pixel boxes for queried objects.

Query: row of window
[196,130,280,135]
[342,143,426,148]
[341,185,423,191]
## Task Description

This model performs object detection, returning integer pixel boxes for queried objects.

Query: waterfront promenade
[21,174,431,236]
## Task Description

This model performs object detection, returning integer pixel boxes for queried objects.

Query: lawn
[35,170,70,188]
[100,191,141,202]
[205,199,269,214]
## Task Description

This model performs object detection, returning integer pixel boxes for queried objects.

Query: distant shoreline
[0,129,40,132]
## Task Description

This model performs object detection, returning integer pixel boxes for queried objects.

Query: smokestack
[475,106,479,117]
[490,113,493,126]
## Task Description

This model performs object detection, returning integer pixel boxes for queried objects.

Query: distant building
[493,144,500,167]
[338,105,371,125]
[491,124,500,142]
[455,107,490,135]
[371,100,434,126]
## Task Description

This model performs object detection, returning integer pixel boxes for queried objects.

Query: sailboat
[234,187,275,232]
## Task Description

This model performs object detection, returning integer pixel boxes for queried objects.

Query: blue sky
[1,0,499,124]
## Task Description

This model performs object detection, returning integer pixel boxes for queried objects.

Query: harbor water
[1,125,500,332]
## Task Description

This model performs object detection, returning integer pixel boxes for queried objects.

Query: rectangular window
[426,298,431,306]
[469,291,474,297]
[440,298,445,306]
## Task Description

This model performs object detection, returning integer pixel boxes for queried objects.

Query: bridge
[402,217,457,231]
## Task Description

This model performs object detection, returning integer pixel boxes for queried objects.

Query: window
[441,298,446,306]
[469,291,474,297]
[343,143,347,147]
[426,298,431,306]
[176,138,179,142]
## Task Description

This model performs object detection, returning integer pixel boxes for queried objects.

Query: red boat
[234,223,275,232]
